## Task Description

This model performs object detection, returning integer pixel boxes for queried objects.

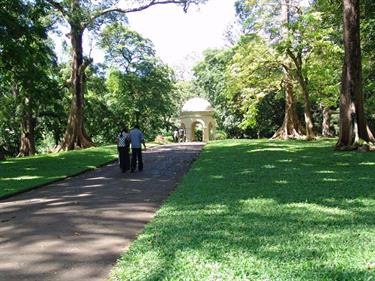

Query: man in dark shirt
[129,125,146,172]
[179,128,185,143]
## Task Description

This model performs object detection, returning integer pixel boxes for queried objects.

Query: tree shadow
[0,144,204,281]
[112,140,375,280]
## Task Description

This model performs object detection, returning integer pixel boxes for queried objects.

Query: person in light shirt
[129,124,146,172]
[173,128,179,143]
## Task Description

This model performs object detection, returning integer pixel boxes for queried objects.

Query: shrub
[214,130,227,140]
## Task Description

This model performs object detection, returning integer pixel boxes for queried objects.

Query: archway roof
[181,97,213,112]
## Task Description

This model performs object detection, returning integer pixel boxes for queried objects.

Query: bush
[215,130,227,140]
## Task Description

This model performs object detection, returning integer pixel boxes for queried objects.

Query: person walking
[129,124,146,172]
[173,128,179,143]
[117,128,130,173]
[179,127,185,143]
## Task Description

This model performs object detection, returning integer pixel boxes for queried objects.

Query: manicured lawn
[0,145,117,199]
[110,139,375,281]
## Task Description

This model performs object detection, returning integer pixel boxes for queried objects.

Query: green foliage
[214,130,227,140]
[281,10,343,108]
[229,0,351,138]
[173,80,204,114]
[193,48,240,136]
[194,127,203,141]
[313,0,374,127]
[361,1,375,126]
[235,0,283,40]
[226,35,283,134]
[110,139,375,281]
[253,91,285,138]
[0,0,63,156]
[85,67,118,144]
[0,90,19,155]
[0,145,117,198]
[99,23,155,73]
[99,23,177,140]
[0,0,211,156]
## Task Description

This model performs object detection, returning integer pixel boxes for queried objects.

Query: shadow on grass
[112,139,375,281]
[0,143,204,281]
[0,146,117,198]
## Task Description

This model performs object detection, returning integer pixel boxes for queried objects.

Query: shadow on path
[0,143,204,281]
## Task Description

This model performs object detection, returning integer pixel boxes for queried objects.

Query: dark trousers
[131,148,143,172]
[118,147,130,172]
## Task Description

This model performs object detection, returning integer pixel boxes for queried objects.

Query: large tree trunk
[18,96,36,157]
[272,63,304,139]
[336,60,353,147]
[58,28,93,151]
[300,78,315,140]
[336,0,374,149]
[288,50,315,140]
[322,105,332,137]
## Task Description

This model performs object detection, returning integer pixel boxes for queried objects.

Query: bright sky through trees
[126,0,237,66]
[52,0,237,77]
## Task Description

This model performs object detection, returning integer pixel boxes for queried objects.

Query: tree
[282,9,346,139]
[234,0,305,139]
[46,0,207,151]
[100,23,176,139]
[225,35,284,137]
[0,0,58,156]
[361,0,375,128]
[193,49,239,136]
[336,0,374,149]
[262,0,304,139]
[84,65,117,144]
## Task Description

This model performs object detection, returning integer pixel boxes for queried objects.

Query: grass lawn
[110,139,375,281]
[0,145,117,199]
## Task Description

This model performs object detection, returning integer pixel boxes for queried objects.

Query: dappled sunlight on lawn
[2,175,42,181]
[359,161,375,166]
[0,145,117,198]
[110,139,375,281]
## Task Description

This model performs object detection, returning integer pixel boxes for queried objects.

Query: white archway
[180,97,216,142]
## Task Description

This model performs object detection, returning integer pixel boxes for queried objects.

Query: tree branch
[85,0,191,29]
[45,0,66,15]
[81,57,93,73]
[286,49,298,67]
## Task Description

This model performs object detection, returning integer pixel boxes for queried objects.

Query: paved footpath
[0,143,204,281]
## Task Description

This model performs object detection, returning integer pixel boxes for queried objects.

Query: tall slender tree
[272,0,304,139]
[45,0,206,151]
[336,0,374,149]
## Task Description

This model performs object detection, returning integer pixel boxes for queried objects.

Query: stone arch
[191,119,205,142]
[180,97,216,142]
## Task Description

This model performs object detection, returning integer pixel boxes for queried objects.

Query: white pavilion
[180,97,216,142]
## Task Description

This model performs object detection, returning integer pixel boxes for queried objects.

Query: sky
[126,0,237,67]
[53,0,238,78]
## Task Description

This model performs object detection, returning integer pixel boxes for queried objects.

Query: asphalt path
[0,143,204,281]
